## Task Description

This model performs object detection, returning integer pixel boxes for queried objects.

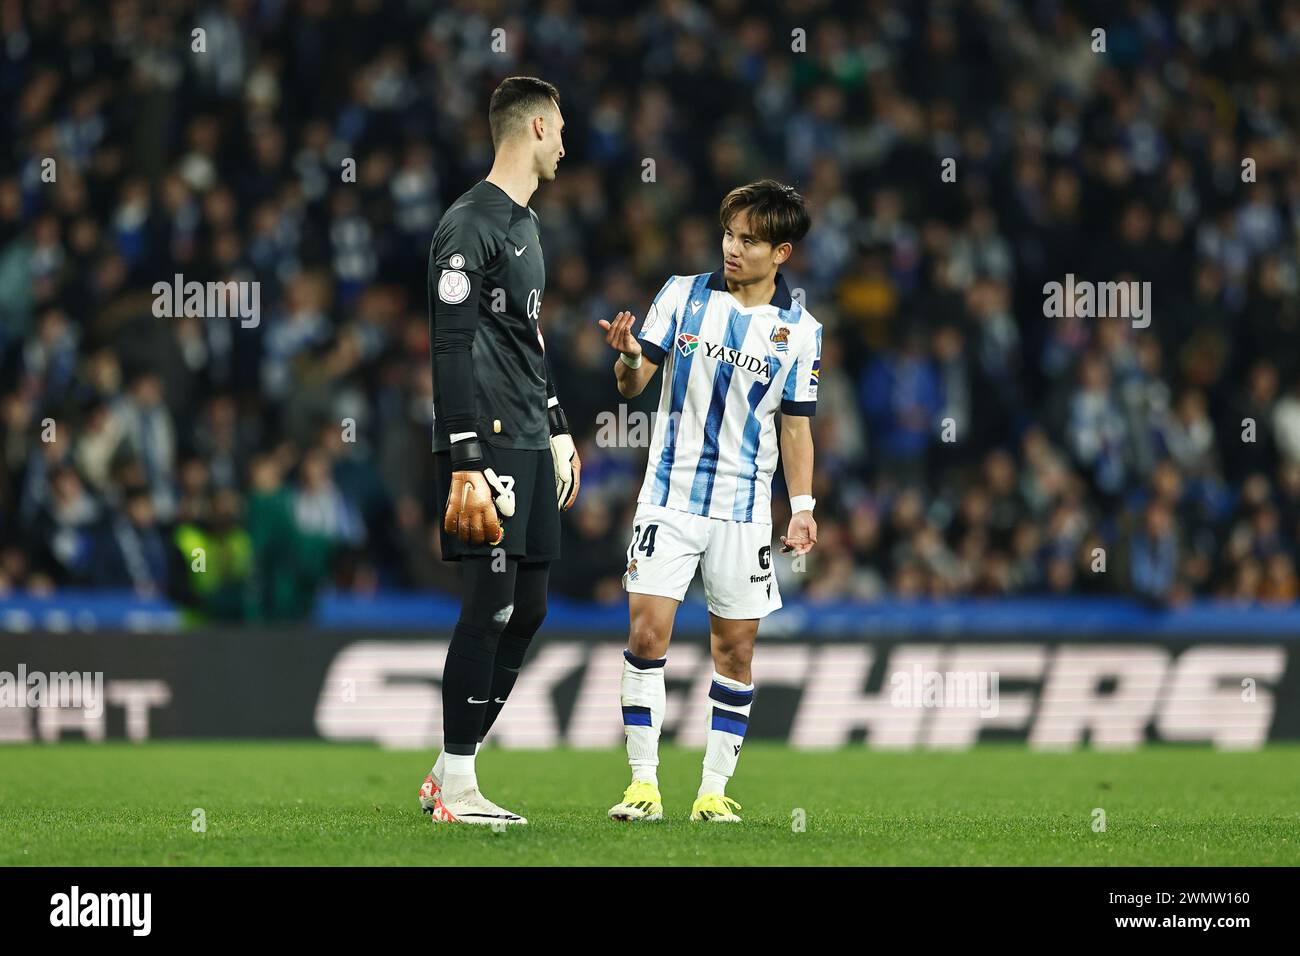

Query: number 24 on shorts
[628,523,659,559]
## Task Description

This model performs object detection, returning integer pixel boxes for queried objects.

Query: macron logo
[50,886,151,937]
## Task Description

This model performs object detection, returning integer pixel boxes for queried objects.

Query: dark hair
[718,179,811,248]
[488,77,561,147]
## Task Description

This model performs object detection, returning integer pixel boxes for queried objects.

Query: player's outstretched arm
[599,311,659,398]
[779,414,818,556]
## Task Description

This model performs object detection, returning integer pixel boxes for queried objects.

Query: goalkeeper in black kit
[417,77,578,826]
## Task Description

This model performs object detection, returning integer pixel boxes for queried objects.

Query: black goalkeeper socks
[441,621,501,754]
[480,633,533,739]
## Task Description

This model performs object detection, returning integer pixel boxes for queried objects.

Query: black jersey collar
[706,269,794,309]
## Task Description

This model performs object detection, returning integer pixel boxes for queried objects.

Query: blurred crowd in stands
[2,0,1300,620]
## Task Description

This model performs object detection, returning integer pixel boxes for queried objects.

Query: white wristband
[790,495,815,514]
[619,351,643,369]
[449,431,478,443]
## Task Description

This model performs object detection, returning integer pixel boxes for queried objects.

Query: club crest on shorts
[770,326,790,352]
[626,558,639,581]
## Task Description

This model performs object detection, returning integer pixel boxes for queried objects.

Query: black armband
[548,402,570,436]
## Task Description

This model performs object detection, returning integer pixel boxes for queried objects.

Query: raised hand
[598,311,642,357]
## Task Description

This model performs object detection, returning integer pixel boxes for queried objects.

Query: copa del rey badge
[438,252,470,304]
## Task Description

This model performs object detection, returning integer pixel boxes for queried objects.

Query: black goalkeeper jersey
[428,179,552,453]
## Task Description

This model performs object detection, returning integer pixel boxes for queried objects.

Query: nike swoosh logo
[494,697,507,704]
[514,245,527,256]
[467,697,489,704]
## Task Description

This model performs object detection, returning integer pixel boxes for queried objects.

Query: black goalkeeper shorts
[434,446,560,562]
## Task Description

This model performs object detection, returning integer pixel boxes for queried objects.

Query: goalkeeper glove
[549,403,578,510]
[446,432,514,544]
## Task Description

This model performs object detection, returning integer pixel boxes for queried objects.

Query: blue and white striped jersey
[635,270,821,525]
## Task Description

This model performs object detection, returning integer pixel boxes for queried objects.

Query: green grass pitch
[2,742,1298,866]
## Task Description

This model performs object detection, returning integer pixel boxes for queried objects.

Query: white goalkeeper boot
[430,784,528,826]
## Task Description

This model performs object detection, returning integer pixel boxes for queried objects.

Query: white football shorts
[620,502,781,619]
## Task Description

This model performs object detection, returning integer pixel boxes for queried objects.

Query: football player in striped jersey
[599,180,820,822]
